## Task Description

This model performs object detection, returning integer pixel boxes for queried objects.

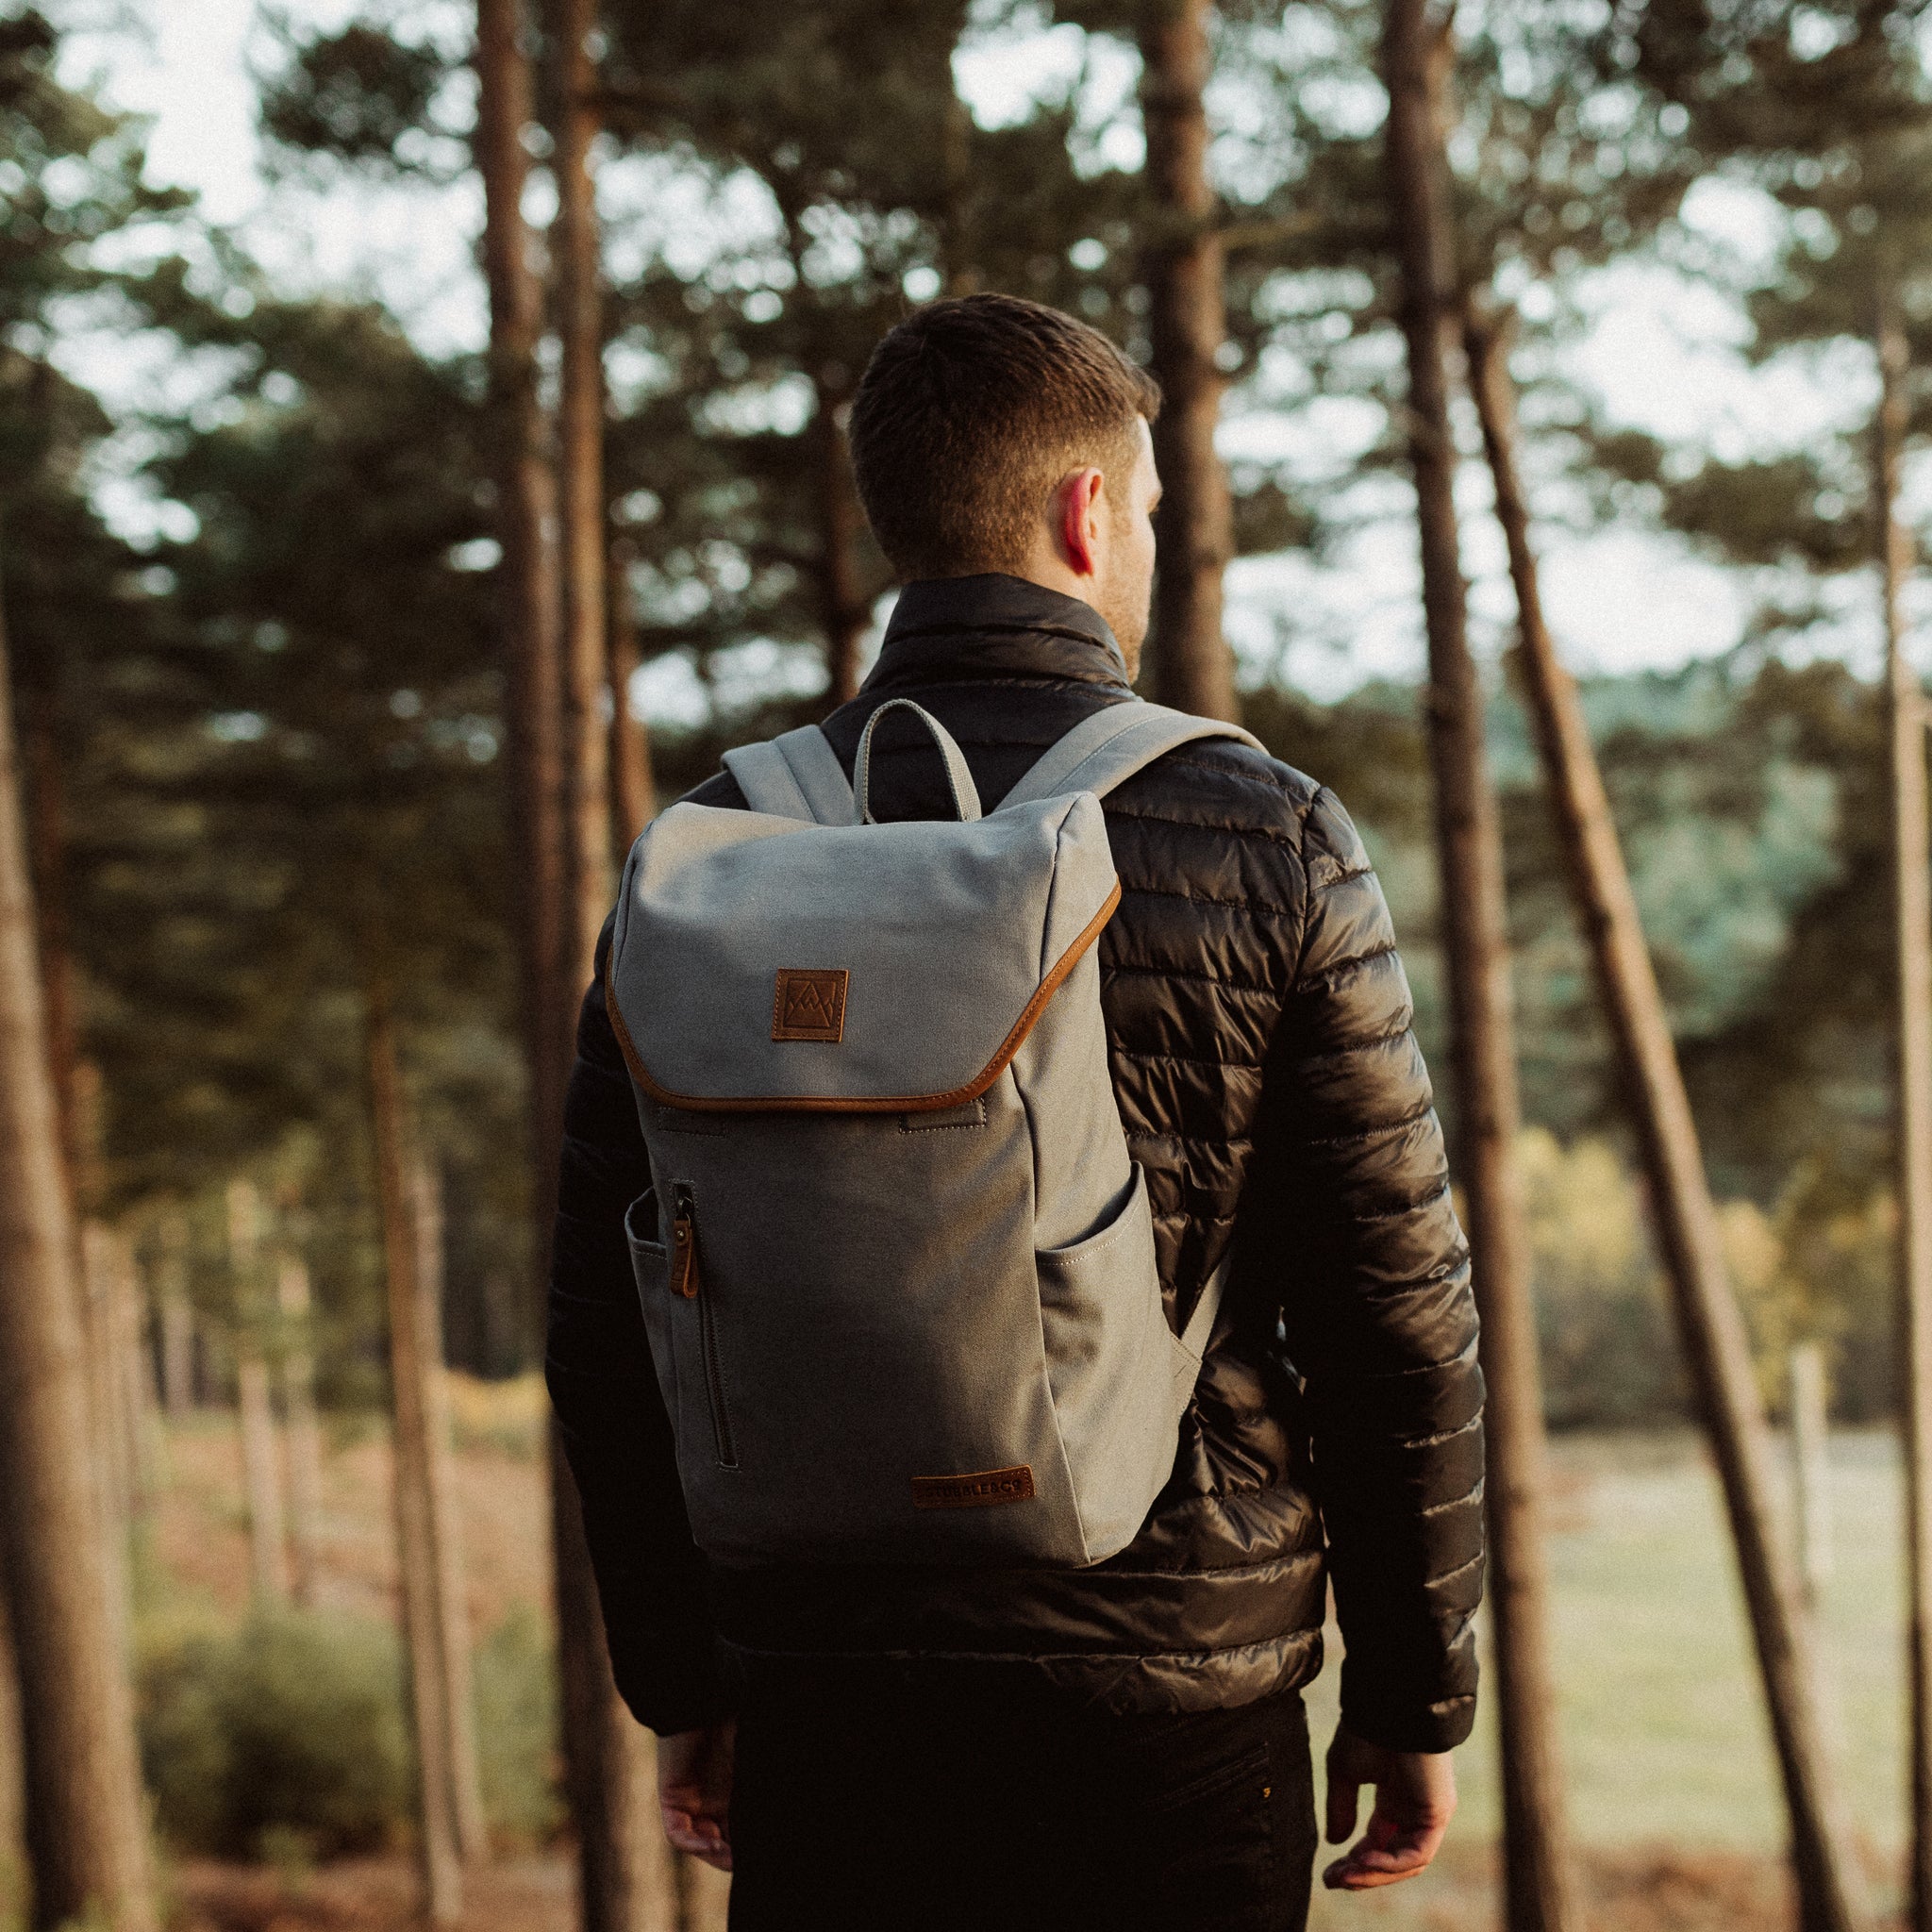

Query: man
[548,292,1483,1931]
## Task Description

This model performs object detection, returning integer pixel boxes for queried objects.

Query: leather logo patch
[772,968,848,1042]
[911,1465,1036,1510]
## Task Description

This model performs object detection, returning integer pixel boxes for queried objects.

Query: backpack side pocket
[625,1189,678,1424]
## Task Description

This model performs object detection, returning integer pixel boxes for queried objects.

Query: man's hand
[658,1722,736,1871]
[1321,1724,1457,1891]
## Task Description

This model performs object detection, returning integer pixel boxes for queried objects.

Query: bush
[474,1604,562,1846]
[140,1608,410,1858]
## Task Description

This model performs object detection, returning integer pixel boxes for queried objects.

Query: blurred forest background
[8,0,1932,1928]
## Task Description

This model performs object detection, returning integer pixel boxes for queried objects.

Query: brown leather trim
[911,1465,1036,1510]
[605,879,1122,1114]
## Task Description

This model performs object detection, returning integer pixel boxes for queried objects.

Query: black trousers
[726,1665,1317,1931]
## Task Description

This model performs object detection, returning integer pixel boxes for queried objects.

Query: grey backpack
[606,696,1261,1569]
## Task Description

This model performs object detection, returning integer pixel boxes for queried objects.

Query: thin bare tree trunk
[1790,1342,1834,1610]
[1141,0,1238,722]
[547,6,658,1926]
[0,568,155,1932]
[157,1208,193,1418]
[817,393,868,709]
[0,1558,23,1914]
[555,0,614,974]
[410,1157,489,1864]
[81,1222,133,1545]
[112,1234,152,1516]
[1379,16,1576,1930]
[608,540,655,848]
[275,1246,324,1608]
[227,1179,287,1605]
[1874,286,1932,1932]
[1460,294,1859,1932]
[367,979,464,1924]
[22,694,81,1195]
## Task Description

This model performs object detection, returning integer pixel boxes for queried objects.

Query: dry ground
[142,1396,1911,1929]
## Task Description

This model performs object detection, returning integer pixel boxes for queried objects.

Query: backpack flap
[608,791,1120,1112]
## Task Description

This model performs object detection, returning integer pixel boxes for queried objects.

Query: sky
[42,0,1921,709]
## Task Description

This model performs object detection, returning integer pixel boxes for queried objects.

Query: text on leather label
[772,968,849,1042]
[911,1465,1036,1510]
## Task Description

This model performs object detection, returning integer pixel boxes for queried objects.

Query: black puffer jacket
[548,575,1484,1754]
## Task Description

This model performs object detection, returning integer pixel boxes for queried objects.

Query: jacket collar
[862,574,1133,696]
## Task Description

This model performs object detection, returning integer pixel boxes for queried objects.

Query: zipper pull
[670,1187,701,1299]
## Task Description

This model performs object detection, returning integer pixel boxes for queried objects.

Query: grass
[1304,1426,1909,1928]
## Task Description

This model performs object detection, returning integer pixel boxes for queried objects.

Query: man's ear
[1057,467,1107,580]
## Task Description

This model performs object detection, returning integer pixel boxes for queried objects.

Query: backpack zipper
[672,1186,736,1469]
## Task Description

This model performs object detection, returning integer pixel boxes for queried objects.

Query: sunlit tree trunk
[1460,291,1859,1932]
[1140,0,1238,722]
[817,392,869,708]
[1379,11,1575,1930]
[0,1564,23,1914]
[608,540,655,848]
[227,1179,287,1605]
[545,3,661,1925]
[410,1156,489,1863]
[367,975,464,1924]
[0,570,155,1932]
[275,1243,324,1608]
[156,1208,194,1418]
[1874,282,1932,1932]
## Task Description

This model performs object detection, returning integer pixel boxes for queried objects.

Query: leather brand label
[911,1465,1037,1510]
[772,968,848,1042]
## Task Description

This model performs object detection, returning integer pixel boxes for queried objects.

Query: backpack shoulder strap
[997,700,1264,811]
[721,724,856,824]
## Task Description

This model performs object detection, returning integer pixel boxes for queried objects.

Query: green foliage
[138,1609,410,1858]
[474,1606,562,1847]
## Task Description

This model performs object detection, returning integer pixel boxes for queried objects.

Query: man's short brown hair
[848,293,1160,582]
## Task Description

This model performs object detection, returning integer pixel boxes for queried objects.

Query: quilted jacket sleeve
[1256,787,1485,1754]
[546,914,730,1736]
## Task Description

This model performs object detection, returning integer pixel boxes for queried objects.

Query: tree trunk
[81,1222,134,1546]
[545,5,661,1925]
[366,978,464,1924]
[608,540,655,847]
[156,1208,194,1418]
[1875,285,1932,1932]
[409,1157,489,1863]
[227,1179,287,1605]
[1140,0,1238,723]
[1790,1342,1833,1609]
[22,694,81,1196]
[554,0,615,975]
[0,569,155,1932]
[275,1246,324,1608]
[475,0,566,1158]
[1378,15,1577,1930]
[0,1557,24,1916]
[817,391,868,708]
[1460,295,1860,1932]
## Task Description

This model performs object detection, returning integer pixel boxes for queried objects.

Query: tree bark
[1140,0,1238,723]
[1790,1342,1833,1609]
[275,1244,324,1608]
[409,1157,489,1863]
[544,6,662,1925]
[156,1208,194,1418]
[475,0,565,1164]
[1378,14,1576,1929]
[1460,294,1859,1932]
[0,567,154,1932]
[227,1179,287,1605]
[366,978,464,1924]
[1875,285,1932,1932]
[0,1557,24,1914]
[554,0,614,975]
[817,391,868,708]
[608,540,655,848]
[81,1222,134,1547]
